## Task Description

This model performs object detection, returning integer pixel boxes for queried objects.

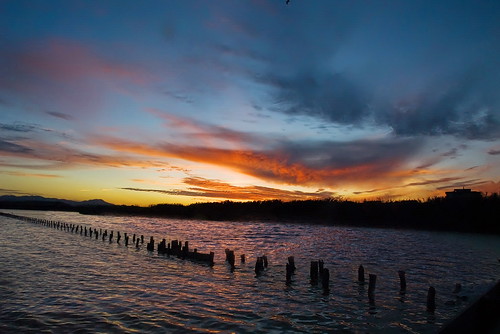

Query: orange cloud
[122,176,335,201]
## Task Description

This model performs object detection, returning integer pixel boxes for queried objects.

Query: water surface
[1,210,499,333]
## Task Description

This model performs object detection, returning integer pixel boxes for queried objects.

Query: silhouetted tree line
[2,194,499,234]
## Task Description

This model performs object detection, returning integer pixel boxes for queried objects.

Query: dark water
[0,210,499,333]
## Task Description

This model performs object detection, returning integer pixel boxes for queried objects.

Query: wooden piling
[225,249,235,269]
[109,231,113,242]
[287,256,296,273]
[263,255,268,268]
[117,231,121,244]
[427,286,436,312]
[358,265,365,282]
[146,236,154,251]
[398,270,406,292]
[310,261,319,283]
[241,254,246,263]
[141,235,144,244]
[368,274,377,303]
[318,260,324,277]
[322,268,330,293]
[255,257,264,276]
[286,263,293,283]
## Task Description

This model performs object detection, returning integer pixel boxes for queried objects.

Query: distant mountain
[0,195,113,209]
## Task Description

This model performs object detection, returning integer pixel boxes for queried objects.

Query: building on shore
[445,188,482,200]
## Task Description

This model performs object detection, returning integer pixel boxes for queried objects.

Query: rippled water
[0,210,499,333]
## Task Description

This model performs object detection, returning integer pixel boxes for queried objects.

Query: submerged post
[241,254,246,263]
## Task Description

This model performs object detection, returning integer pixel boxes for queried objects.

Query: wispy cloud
[1,171,62,178]
[46,111,74,121]
[122,176,335,201]
[0,38,156,116]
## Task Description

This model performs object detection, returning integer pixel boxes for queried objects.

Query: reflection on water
[0,210,499,333]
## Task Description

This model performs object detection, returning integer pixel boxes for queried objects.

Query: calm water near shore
[1,210,499,333]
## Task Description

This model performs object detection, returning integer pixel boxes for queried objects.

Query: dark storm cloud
[279,137,420,170]
[260,72,370,126]
[247,1,500,140]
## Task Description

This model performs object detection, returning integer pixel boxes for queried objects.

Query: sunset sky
[1,0,499,205]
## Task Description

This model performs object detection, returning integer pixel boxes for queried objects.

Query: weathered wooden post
[109,231,113,243]
[95,229,98,239]
[117,231,121,244]
[133,234,136,243]
[225,249,235,270]
[158,238,166,254]
[209,252,215,266]
[319,260,324,278]
[427,286,436,312]
[147,236,154,251]
[286,263,293,283]
[89,228,93,237]
[287,256,296,273]
[398,270,407,292]
[255,257,264,276]
[136,238,140,248]
[182,241,189,258]
[125,234,129,246]
[241,254,246,263]
[263,255,268,268]
[358,265,365,282]
[141,235,144,244]
[322,268,330,293]
[368,274,377,303]
[310,261,319,284]
[84,227,87,236]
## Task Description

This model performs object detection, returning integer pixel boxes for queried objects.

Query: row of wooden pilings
[3,211,441,313]
[0,212,215,266]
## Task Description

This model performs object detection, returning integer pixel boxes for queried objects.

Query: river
[0,210,499,333]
